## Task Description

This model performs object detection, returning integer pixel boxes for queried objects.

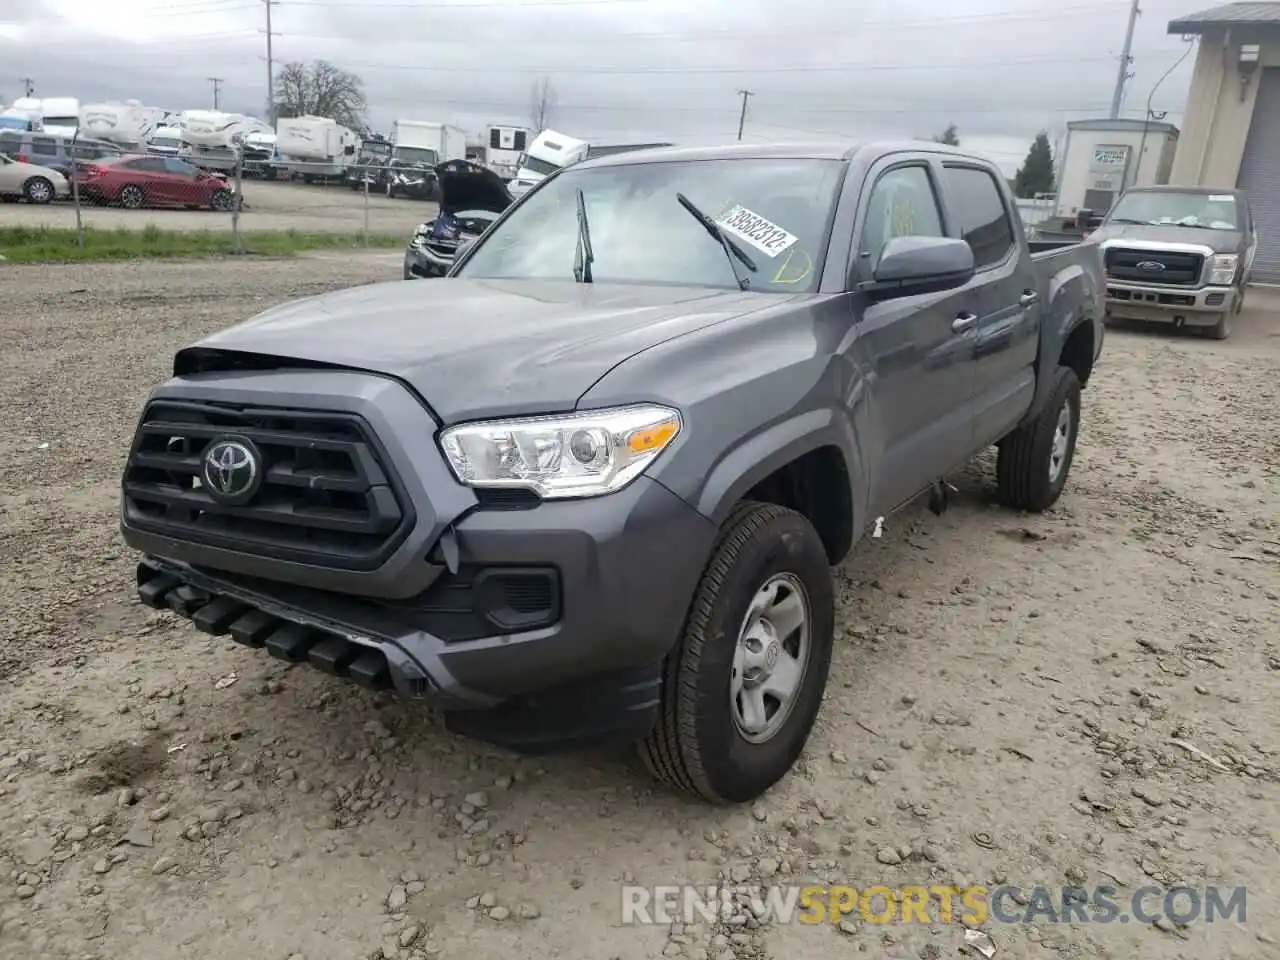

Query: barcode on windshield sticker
[1209,194,1234,202]
[715,205,799,258]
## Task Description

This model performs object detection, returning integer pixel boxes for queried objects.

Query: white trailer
[79,100,168,150]
[1053,118,1180,219]
[179,110,273,171]
[392,120,467,167]
[484,124,530,181]
[274,115,359,178]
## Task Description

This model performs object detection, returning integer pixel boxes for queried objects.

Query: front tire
[1207,310,1231,340]
[640,502,835,804]
[211,188,233,212]
[996,365,1081,512]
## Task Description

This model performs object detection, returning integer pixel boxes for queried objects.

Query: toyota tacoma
[121,142,1105,804]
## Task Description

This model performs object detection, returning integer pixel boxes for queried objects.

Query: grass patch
[0,225,404,263]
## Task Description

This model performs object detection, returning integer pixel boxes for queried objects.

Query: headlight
[1208,253,1238,285]
[439,404,682,499]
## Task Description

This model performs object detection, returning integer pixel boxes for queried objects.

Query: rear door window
[942,165,1016,270]
[30,137,58,158]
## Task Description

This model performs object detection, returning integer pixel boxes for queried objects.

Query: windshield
[521,154,563,177]
[1107,191,1240,230]
[456,158,843,292]
[395,146,438,166]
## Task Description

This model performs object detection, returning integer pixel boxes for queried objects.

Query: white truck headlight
[1208,253,1238,285]
[440,404,682,499]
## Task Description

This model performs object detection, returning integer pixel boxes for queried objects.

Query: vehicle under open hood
[435,159,513,217]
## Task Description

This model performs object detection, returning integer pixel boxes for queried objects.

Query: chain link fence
[0,127,436,258]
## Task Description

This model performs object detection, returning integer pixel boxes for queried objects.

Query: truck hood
[1092,223,1243,254]
[178,279,785,424]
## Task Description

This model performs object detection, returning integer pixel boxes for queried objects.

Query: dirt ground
[0,257,1276,960]
[0,180,435,234]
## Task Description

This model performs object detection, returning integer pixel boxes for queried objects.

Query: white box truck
[392,120,467,168]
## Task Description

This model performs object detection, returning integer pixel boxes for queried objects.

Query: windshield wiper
[675,192,757,291]
[573,187,593,283]
[1108,217,1152,225]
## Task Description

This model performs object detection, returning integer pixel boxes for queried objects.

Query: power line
[318,50,1191,77]
[736,89,754,142]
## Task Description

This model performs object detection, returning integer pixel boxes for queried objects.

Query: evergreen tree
[1014,132,1056,198]
[932,123,960,146]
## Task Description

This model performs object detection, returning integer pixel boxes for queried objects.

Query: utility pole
[736,89,754,142]
[208,77,224,110]
[20,77,35,98]
[264,0,277,126]
[1110,0,1141,118]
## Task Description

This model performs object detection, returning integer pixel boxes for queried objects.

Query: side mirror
[863,236,974,301]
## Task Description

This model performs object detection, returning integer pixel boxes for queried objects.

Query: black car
[403,159,513,279]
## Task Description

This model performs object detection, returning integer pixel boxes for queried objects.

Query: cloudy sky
[3,0,1205,174]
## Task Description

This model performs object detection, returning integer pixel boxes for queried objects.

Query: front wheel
[639,502,835,804]
[996,365,1081,512]
[211,188,233,212]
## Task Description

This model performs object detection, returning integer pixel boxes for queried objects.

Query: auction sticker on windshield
[715,205,800,258]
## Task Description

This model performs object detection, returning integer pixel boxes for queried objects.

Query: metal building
[1168,2,1280,282]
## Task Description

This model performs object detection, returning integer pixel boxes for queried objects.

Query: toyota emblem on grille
[202,438,262,505]
[1135,260,1166,271]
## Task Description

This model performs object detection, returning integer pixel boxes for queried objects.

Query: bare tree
[530,77,556,134]
[273,60,368,129]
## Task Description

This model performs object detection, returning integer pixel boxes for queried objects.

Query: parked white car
[0,152,69,204]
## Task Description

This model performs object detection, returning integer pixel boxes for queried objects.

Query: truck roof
[575,140,993,169]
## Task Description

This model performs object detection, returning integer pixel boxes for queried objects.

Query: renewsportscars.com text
[621,884,1248,926]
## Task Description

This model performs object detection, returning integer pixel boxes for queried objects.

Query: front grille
[123,399,413,570]
[1104,247,1204,286]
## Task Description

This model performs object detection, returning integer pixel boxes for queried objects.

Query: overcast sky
[3,0,1204,174]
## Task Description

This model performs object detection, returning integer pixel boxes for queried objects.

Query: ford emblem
[1135,260,1166,271]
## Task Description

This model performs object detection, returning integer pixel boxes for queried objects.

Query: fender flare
[694,407,864,532]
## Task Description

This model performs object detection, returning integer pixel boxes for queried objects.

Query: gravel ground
[0,257,1277,960]
[0,181,434,234]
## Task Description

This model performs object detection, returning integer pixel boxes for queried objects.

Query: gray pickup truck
[121,142,1105,804]
[1091,185,1257,340]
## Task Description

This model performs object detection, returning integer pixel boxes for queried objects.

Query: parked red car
[74,155,236,211]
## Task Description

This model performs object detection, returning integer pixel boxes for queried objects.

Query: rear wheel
[639,502,835,804]
[23,176,54,205]
[118,184,145,210]
[996,366,1081,512]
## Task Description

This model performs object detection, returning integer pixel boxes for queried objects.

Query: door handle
[1019,290,1039,306]
[952,313,978,333]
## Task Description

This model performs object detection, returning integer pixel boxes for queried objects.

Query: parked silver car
[0,152,70,204]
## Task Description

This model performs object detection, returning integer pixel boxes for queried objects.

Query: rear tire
[639,502,834,804]
[996,365,1081,512]
[23,176,54,205]
[118,184,145,210]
